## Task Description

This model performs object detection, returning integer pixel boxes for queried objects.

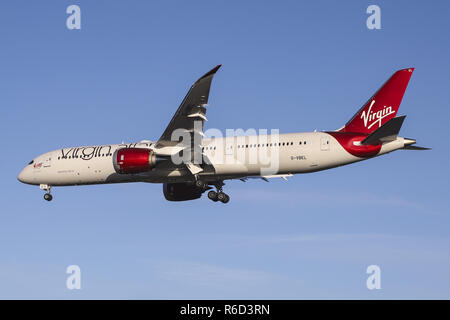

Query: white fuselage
[17,132,407,187]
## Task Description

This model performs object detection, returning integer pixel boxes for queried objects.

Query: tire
[207,190,218,201]
[44,193,52,201]
[217,192,226,202]
[221,194,230,204]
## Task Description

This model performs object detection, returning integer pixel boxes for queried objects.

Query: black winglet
[195,64,222,83]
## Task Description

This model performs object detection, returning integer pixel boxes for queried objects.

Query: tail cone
[404,138,416,146]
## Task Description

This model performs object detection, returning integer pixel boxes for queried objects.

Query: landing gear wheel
[207,190,218,202]
[44,193,53,201]
[221,193,230,204]
[217,192,230,203]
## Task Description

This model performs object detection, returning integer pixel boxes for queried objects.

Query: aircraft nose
[18,166,32,184]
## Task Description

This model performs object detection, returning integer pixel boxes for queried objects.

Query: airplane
[18,65,428,203]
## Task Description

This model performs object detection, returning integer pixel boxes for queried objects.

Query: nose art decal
[33,162,42,169]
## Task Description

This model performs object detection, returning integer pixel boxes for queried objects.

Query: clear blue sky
[1,0,449,299]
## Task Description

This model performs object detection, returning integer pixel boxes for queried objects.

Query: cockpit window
[28,160,34,165]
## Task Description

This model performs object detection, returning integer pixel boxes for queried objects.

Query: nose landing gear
[40,184,53,201]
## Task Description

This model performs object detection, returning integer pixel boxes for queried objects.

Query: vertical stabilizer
[340,68,414,134]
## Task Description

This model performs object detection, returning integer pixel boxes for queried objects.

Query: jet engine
[113,148,157,174]
[163,183,203,201]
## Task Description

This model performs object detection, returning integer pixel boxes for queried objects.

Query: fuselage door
[320,137,330,151]
[43,155,52,168]
[225,139,234,156]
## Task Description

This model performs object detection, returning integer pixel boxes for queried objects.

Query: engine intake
[113,148,157,174]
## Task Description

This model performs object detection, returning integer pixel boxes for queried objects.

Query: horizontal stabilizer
[361,116,406,145]
[403,145,431,150]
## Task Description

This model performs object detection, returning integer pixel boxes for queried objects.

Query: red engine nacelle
[113,148,157,174]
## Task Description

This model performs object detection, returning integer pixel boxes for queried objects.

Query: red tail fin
[340,68,414,134]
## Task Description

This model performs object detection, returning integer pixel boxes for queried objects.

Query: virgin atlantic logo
[33,162,42,169]
[361,100,395,129]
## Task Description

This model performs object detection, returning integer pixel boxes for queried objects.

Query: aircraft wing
[155,65,221,152]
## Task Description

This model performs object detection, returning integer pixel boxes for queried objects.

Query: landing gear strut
[207,181,230,204]
[40,184,53,201]
[195,179,208,190]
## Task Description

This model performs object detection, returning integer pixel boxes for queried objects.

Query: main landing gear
[194,178,230,203]
[40,184,53,201]
[207,190,229,203]
[206,181,230,204]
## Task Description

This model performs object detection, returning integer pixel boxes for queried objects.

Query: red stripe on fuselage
[326,132,381,158]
